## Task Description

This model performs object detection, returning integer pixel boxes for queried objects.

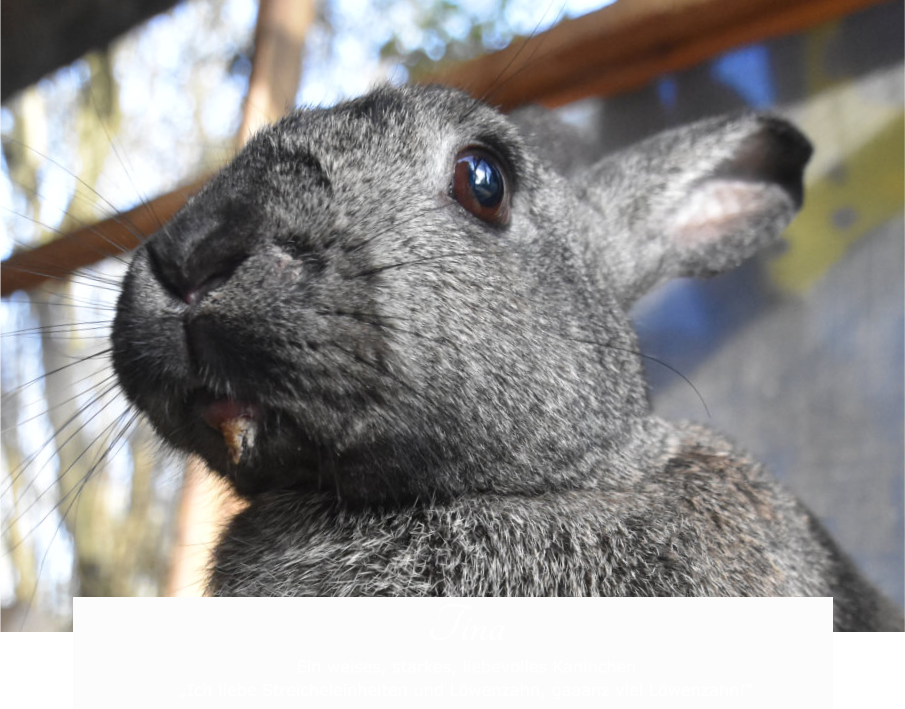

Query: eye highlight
[452,147,511,226]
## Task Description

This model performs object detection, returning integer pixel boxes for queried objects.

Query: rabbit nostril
[185,272,230,305]
[183,251,249,305]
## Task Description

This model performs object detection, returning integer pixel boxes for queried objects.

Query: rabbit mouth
[200,398,262,466]
[183,388,327,496]
[184,389,263,472]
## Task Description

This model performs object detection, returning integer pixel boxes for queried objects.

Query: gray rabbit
[111,84,903,630]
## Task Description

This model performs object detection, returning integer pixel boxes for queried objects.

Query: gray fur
[111,85,902,630]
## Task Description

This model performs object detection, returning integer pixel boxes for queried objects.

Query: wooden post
[237,0,316,145]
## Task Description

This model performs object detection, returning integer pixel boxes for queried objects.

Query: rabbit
[111,84,903,630]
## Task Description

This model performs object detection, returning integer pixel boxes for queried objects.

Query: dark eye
[452,147,511,226]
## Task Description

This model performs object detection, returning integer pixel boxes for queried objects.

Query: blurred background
[1,0,902,630]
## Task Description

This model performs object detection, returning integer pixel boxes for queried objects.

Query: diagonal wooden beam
[424,0,893,111]
[1,0,894,297]
[1,177,209,295]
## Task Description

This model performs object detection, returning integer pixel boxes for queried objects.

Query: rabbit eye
[453,147,511,226]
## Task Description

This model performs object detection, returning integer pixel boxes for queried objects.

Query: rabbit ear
[574,113,812,307]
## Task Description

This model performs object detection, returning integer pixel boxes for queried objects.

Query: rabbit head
[112,84,811,504]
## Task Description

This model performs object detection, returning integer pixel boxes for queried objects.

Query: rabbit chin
[144,385,405,501]
[151,380,651,505]
[152,389,319,496]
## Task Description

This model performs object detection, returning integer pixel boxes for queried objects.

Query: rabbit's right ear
[574,114,812,308]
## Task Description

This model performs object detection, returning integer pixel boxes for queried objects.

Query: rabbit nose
[145,231,249,306]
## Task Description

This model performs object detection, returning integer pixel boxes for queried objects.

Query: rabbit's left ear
[574,114,812,307]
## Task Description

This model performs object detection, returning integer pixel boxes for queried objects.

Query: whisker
[477,2,565,109]
[3,370,120,433]
[0,387,128,536]
[1,320,112,338]
[11,410,140,630]
[3,207,137,264]
[88,90,167,235]
[1,263,125,293]
[0,379,123,509]
[325,285,709,418]
[1,348,113,402]
[2,137,152,247]
[354,251,487,278]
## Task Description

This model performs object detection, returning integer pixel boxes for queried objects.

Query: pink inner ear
[671,180,777,247]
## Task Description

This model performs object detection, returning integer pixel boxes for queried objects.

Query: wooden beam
[1,177,208,296]
[1,0,893,296]
[424,0,894,111]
